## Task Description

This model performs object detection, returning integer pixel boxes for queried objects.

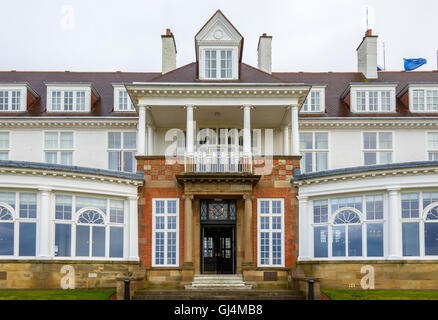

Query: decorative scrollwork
[77,209,104,224]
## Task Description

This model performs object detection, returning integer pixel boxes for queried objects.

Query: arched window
[332,208,363,257]
[0,204,14,256]
[424,204,438,256]
[76,208,106,257]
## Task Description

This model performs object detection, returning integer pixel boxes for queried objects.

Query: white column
[243,105,252,155]
[137,105,147,156]
[147,126,154,156]
[186,105,194,155]
[291,105,300,156]
[298,195,310,260]
[388,188,402,260]
[38,187,51,259]
[282,125,290,156]
[128,196,139,261]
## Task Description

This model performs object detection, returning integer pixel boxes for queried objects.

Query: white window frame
[0,86,27,112]
[426,132,438,161]
[350,85,397,113]
[300,87,326,113]
[46,85,91,112]
[106,131,137,173]
[0,131,10,160]
[51,194,127,261]
[409,85,438,113]
[310,193,387,261]
[43,131,75,165]
[300,131,329,173]
[0,191,39,259]
[152,198,180,267]
[257,198,285,267]
[361,131,394,166]
[113,85,136,112]
[198,46,239,80]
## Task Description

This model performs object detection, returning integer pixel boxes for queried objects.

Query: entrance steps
[184,274,252,290]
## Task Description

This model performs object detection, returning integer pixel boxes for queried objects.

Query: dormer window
[46,83,96,113]
[301,87,326,113]
[412,88,438,112]
[348,83,397,113]
[113,85,135,112]
[201,48,237,80]
[0,85,29,112]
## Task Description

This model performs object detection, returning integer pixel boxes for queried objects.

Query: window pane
[379,152,392,165]
[123,151,134,173]
[76,225,90,256]
[19,222,36,256]
[260,232,270,265]
[155,232,165,265]
[167,231,177,265]
[300,133,313,149]
[19,193,37,219]
[64,91,73,111]
[0,152,8,160]
[55,224,71,257]
[0,222,14,255]
[425,223,438,256]
[316,152,328,172]
[109,151,121,171]
[60,132,73,149]
[314,226,328,257]
[110,227,123,258]
[92,226,105,257]
[315,132,328,149]
[313,200,328,224]
[0,132,9,149]
[60,152,73,165]
[401,193,419,219]
[272,232,282,265]
[348,225,362,256]
[363,132,377,149]
[367,223,383,257]
[402,222,420,256]
[45,152,57,164]
[123,132,136,149]
[76,91,85,111]
[45,132,58,149]
[332,226,346,257]
[428,133,438,149]
[110,200,124,223]
[0,91,9,110]
[364,152,377,165]
[301,152,313,173]
[108,132,121,149]
[379,132,392,149]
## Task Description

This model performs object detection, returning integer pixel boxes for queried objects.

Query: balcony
[184,151,252,173]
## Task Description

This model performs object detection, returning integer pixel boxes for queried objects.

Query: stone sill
[0,259,141,265]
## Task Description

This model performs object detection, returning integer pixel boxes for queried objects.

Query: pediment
[195,10,242,44]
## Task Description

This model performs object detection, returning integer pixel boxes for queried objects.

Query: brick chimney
[257,33,272,74]
[161,28,177,74]
[357,29,378,79]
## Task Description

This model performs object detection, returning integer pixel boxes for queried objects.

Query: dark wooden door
[202,226,234,274]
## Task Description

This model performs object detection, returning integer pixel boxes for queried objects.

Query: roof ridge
[0,70,161,74]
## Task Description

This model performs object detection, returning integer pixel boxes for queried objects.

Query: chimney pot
[365,29,372,37]
[166,28,172,36]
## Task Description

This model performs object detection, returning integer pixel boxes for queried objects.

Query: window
[312,195,384,259]
[47,86,90,112]
[0,132,10,160]
[301,89,325,113]
[401,191,438,257]
[412,88,438,112]
[258,199,284,267]
[114,88,135,112]
[54,194,125,259]
[0,191,37,257]
[363,132,393,165]
[0,88,25,111]
[108,132,136,173]
[152,199,179,266]
[44,132,74,165]
[352,88,395,112]
[300,132,328,173]
[203,49,234,79]
[427,132,438,160]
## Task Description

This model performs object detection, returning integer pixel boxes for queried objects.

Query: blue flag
[404,58,427,71]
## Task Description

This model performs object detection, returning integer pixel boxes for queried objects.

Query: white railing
[184,151,252,173]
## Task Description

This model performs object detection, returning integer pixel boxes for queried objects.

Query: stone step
[187,274,251,290]
[133,290,304,300]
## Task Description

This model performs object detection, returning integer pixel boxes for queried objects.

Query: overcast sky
[1,0,437,73]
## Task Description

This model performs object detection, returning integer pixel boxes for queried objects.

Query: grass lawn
[0,289,116,300]
[323,289,438,300]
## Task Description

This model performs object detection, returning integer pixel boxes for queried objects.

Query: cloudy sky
[1,0,437,73]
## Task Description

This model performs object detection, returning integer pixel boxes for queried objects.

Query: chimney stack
[257,33,272,74]
[161,28,177,74]
[357,29,378,79]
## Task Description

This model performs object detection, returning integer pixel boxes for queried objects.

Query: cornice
[0,118,138,128]
[299,118,438,129]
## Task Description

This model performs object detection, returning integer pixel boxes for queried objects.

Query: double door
[201,225,235,274]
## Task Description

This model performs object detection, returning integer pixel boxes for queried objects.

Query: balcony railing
[184,151,252,173]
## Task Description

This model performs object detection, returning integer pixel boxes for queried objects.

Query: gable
[195,12,242,44]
